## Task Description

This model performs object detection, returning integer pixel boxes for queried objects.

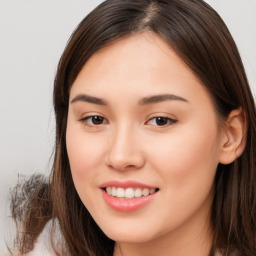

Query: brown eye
[155,117,169,126]
[147,117,177,126]
[80,115,107,126]
[90,116,105,125]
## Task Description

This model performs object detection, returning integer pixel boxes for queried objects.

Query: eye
[80,115,108,126]
[147,116,177,126]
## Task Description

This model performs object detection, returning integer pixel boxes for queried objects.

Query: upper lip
[100,180,158,189]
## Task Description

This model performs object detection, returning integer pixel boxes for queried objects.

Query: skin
[66,32,232,256]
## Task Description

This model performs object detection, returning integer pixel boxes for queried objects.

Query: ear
[219,108,247,165]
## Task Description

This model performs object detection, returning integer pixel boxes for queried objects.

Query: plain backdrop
[0,0,255,254]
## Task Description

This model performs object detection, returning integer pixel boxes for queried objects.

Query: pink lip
[102,191,157,212]
[100,180,159,212]
[100,180,156,189]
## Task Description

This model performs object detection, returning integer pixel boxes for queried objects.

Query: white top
[23,221,59,256]
[7,221,64,256]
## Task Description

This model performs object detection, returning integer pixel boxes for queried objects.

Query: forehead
[70,32,212,109]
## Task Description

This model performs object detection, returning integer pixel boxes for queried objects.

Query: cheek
[66,122,106,211]
[147,122,220,186]
[66,122,105,180]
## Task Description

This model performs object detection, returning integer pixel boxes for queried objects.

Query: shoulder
[25,221,58,256]
[22,220,66,256]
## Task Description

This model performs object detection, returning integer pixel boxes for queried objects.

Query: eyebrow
[138,94,188,105]
[71,94,107,105]
[70,93,188,105]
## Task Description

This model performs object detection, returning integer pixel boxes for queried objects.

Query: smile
[105,187,157,199]
[101,182,159,212]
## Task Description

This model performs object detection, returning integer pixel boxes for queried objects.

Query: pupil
[156,117,168,126]
[92,116,103,124]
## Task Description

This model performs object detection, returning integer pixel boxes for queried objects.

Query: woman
[11,0,256,255]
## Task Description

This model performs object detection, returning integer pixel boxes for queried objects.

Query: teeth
[116,188,125,198]
[105,187,157,199]
[142,188,149,196]
[112,187,117,196]
[106,187,112,195]
[134,188,142,198]
[149,188,155,194]
[125,188,134,199]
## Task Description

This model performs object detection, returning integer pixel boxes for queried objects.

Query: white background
[0,0,255,254]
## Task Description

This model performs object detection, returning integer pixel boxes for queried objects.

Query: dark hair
[11,0,256,255]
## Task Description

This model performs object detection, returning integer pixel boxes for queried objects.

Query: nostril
[106,162,141,172]
[105,144,145,171]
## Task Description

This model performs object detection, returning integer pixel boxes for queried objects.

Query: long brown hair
[11,0,256,255]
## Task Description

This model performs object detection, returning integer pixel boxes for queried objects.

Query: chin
[101,225,158,243]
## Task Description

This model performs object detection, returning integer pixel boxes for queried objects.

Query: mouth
[100,182,159,211]
[102,187,159,199]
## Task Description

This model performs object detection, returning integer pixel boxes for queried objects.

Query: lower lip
[102,190,157,212]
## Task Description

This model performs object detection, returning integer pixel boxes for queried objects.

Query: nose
[105,125,145,172]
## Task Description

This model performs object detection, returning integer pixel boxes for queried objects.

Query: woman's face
[66,32,225,246]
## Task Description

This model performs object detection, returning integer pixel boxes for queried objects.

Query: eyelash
[79,116,108,126]
[146,116,177,126]
[79,115,177,128]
